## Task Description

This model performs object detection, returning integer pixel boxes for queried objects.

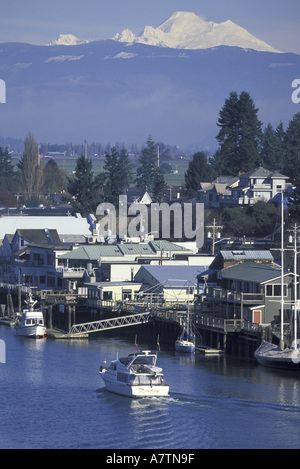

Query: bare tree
[18,133,44,205]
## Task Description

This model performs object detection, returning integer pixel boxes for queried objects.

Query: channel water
[0,325,300,449]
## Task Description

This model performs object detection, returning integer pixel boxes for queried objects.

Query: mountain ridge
[0,39,298,149]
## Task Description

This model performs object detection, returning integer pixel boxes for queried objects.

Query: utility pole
[206,218,223,256]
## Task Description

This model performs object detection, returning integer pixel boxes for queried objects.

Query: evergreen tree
[0,146,15,192]
[117,147,133,195]
[152,170,169,203]
[213,91,262,175]
[288,174,300,222]
[18,133,44,205]
[44,158,67,193]
[283,113,300,220]
[135,135,168,202]
[185,152,213,198]
[260,122,285,170]
[282,112,300,182]
[68,155,99,216]
[136,136,158,192]
[103,147,122,205]
[102,146,133,204]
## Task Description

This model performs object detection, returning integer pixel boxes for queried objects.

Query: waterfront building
[134,265,206,304]
[87,282,143,309]
[0,223,211,293]
[196,260,295,327]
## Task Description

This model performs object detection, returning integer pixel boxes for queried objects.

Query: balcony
[205,288,264,304]
[56,267,86,279]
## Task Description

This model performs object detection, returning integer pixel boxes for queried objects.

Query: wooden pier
[0,284,267,356]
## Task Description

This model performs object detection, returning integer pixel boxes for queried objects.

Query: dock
[0,317,15,327]
[45,328,89,340]
[196,345,225,355]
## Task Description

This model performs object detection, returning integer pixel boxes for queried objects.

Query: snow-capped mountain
[114,11,280,53]
[48,34,89,46]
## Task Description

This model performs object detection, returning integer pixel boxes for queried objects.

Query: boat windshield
[119,353,156,368]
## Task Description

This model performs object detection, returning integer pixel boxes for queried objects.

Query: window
[117,373,129,384]
[103,291,113,301]
[274,285,281,297]
[266,284,287,297]
[122,290,132,301]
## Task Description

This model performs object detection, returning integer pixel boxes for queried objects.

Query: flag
[135,334,139,352]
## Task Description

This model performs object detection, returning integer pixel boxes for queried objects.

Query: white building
[199,167,290,209]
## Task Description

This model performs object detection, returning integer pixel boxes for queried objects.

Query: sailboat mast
[280,191,284,350]
[294,224,298,350]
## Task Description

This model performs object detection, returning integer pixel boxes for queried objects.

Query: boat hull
[175,340,195,353]
[101,373,169,398]
[15,325,46,338]
[255,342,300,371]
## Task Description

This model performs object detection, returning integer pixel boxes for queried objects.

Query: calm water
[1,325,300,450]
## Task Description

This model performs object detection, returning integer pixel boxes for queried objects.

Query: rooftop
[239,166,289,180]
[221,261,283,284]
[136,265,206,287]
[58,240,191,261]
[220,250,274,261]
[0,215,92,239]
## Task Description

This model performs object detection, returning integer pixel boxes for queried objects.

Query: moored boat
[15,296,46,338]
[175,338,195,353]
[254,341,300,370]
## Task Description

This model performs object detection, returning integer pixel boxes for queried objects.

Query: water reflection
[15,336,47,386]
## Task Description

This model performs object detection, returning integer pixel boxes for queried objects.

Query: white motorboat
[100,350,169,398]
[15,296,46,338]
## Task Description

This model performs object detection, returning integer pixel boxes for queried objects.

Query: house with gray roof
[198,166,289,209]
[135,265,206,303]
[198,176,239,209]
[197,261,295,326]
[230,166,289,206]
[209,250,274,270]
[0,228,72,288]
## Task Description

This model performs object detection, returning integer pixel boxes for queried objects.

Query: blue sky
[0,0,299,54]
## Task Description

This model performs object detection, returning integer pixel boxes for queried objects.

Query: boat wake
[95,386,300,449]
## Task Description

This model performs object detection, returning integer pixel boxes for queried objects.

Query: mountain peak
[47,34,89,46]
[114,11,281,53]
